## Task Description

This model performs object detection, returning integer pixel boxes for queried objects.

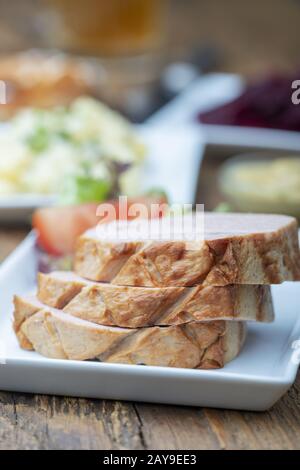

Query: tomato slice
[33,195,168,256]
[32,203,99,256]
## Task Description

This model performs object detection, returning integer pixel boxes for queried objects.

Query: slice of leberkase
[74,213,300,287]
[13,295,246,369]
[36,271,274,327]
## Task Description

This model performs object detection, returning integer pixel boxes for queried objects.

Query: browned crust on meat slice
[74,214,300,287]
[37,272,274,327]
[37,272,86,310]
[74,238,139,283]
[14,296,246,369]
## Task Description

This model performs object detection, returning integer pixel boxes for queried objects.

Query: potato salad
[0,97,145,203]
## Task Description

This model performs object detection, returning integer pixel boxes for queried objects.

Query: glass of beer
[45,0,166,57]
[42,0,168,118]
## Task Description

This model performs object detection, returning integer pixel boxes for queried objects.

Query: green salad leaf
[26,127,50,153]
[60,175,111,205]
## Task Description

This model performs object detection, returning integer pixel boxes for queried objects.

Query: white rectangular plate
[148,73,300,153]
[0,233,299,411]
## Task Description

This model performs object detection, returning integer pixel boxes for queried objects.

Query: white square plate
[0,233,299,411]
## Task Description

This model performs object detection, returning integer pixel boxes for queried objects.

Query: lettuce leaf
[60,175,111,204]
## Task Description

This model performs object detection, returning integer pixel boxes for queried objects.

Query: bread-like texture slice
[14,295,246,369]
[37,271,274,327]
[74,213,300,287]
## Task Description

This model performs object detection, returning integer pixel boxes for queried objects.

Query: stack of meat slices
[13,213,300,369]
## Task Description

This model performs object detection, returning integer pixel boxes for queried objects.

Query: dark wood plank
[134,404,221,450]
[203,372,300,450]
[0,393,145,450]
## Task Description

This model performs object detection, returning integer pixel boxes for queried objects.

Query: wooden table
[0,229,300,450]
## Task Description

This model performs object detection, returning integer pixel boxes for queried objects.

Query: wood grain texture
[202,376,300,450]
[0,393,145,450]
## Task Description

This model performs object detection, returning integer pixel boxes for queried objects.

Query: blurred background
[0,0,300,258]
[1,0,300,73]
[1,1,300,68]
[1,0,300,119]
